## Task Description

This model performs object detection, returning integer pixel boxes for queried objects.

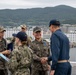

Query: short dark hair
[49,19,60,27]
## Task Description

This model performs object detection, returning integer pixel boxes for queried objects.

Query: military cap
[0,26,6,32]
[33,27,41,32]
[12,33,16,37]
[49,19,60,27]
[16,31,27,41]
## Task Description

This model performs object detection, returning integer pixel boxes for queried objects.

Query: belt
[58,60,69,63]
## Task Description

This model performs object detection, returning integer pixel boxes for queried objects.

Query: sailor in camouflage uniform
[8,31,32,75]
[20,24,31,46]
[0,26,10,75]
[30,27,50,75]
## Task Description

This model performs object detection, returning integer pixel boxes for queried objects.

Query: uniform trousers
[54,62,72,75]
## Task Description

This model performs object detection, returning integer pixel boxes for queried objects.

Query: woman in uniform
[8,31,32,75]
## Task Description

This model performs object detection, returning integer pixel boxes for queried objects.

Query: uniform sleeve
[48,40,52,61]
[50,34,60,70]
[30,43,41,62]
[47,42,51,65]
[8,50,19,72]
[47,41,51,57]
[3,39,7,50]
[32,54,41,61]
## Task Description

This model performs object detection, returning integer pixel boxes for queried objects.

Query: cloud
[0,0,76,9]
[0,0,38,9]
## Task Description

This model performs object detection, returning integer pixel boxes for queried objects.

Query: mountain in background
[0,5,76,27]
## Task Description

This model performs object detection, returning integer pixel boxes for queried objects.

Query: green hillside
[0,5,76,26]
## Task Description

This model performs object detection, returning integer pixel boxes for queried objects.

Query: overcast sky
[0,0,76,9]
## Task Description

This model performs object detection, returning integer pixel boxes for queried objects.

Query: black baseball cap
[12,33,16,37]
[15,31,27,41]
[49,19,60,27]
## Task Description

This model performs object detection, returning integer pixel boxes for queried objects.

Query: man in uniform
[41,20,72,75]
[0,26,10,75]
[20,24,32,73]
[30,27,50,75]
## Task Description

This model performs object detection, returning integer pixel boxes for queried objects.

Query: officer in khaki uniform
[0,26,10,75]
[30,27,50,75]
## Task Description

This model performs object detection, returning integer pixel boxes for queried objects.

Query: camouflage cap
[33,27,41,32]
[20,24,27,29]
[0,26,6,32]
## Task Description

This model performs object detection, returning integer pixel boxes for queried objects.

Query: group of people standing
[0,19,72,75]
